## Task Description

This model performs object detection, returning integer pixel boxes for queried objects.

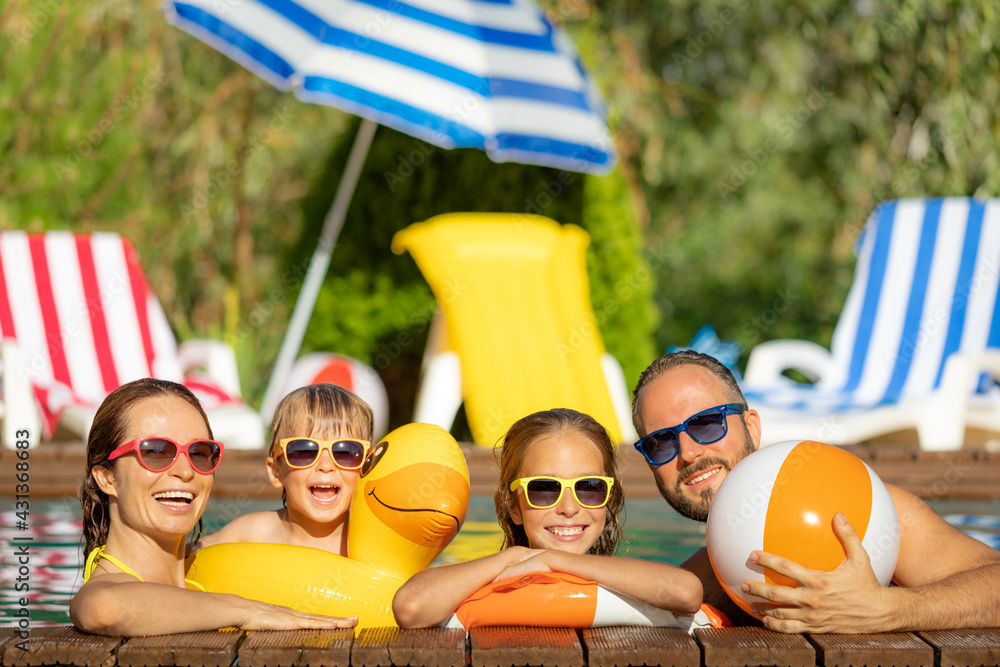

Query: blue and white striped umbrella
[164,0,616,173]
[163,0,618,419]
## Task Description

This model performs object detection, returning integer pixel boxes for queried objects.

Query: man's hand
[743,513,896,633]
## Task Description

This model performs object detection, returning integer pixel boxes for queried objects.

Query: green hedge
[292,121,655,430]
[572,0,999,358]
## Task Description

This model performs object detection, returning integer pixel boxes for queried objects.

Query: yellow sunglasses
[274,437,370,470]
[509,475,615,509]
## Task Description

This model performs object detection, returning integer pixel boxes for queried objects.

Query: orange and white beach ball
[706,440,899,618]
[282,352,390,440]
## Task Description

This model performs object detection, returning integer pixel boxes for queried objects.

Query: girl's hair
[493,408,626,556]
[81,378,213,558]
[268,383,375,506]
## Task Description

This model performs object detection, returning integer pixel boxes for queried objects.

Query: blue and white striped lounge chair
[742,197,1000,451]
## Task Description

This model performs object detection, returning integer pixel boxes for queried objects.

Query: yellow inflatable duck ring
[186,423,470,629]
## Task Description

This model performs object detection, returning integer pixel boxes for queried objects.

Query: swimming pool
[3,496,998,625]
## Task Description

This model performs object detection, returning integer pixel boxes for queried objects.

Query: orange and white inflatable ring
[444,572,729,632]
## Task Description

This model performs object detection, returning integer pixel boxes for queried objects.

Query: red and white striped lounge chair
[0,230,264,449]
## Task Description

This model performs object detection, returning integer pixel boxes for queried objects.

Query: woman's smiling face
[100,395,215,540]
[509,430,608,555]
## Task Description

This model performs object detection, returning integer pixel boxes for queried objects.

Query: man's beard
[657,421,756,522]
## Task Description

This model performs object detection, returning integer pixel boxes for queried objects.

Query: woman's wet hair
[268,383,375,505]
[80,378,212,557]
[494,408,626,556]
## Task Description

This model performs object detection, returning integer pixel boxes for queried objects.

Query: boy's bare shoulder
[200,510,286,546]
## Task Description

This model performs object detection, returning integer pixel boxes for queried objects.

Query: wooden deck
[5,441,1000,501]
[4,625,1000,667]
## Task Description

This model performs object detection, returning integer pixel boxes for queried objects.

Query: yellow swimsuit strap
[84,546,144,583]
[185,578,206,591]
[83,545,205,591]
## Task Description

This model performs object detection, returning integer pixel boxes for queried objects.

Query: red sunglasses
[106,437,225,474]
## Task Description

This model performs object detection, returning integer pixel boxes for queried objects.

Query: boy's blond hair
[269,383,375,456]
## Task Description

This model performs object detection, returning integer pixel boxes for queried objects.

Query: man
[632,349,1000,633]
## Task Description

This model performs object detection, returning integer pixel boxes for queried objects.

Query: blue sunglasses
[634,403,746,466]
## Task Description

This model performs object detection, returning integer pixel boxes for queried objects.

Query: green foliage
[565,0,1000,357]
[580,169,658,384]
[5,0,999,438]
[1,0,351,401]
[294,121,654,426]
[0,2,653,434]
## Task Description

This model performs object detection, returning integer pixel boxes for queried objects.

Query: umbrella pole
[259,118,379,422]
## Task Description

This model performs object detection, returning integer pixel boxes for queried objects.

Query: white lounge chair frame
[743,197,1000,451]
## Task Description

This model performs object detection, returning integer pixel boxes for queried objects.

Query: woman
[71,378,357,635]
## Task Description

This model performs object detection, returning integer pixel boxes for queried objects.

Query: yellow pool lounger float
[186,423,470,629]
[392,213,635,446]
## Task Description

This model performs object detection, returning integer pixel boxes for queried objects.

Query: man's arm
[744,485,1000,633]
[681,547,762,627]
[879,484,1000,627]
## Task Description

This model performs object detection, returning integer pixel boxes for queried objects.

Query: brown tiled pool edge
[6,625,1000,667]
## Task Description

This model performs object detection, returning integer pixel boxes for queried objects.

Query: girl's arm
[496,551,704,614]
[70,575,357,636]
[393,546,536,628]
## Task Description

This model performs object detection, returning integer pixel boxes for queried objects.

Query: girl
[71,378,356,635]
[198,383,373,555]
[392,408,703,627]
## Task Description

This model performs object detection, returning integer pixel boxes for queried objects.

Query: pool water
[3,496,998,626]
